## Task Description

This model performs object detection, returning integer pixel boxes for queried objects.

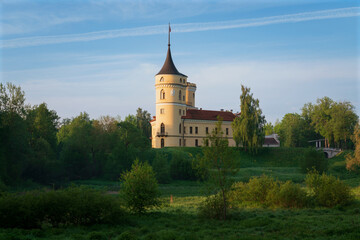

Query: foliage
[198,193,224,220]
[300,148,328,173]
[264,122,274,135]
[278,113,309,147]
[346,123,360,172]
[232,85,265,152]
[152,152,171,184]
[121,160,160,213]
[197,118,237,220]
[305,170,354,207]
[268,181,308,208]
[306,97,358,148]
[170,151,197,181]
[0,186,125,228]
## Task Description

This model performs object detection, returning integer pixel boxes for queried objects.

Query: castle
[150,28,237,148]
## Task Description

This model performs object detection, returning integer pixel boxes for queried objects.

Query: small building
[263,134,280,147]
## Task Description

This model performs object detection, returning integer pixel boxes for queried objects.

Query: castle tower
[151,25,196,148]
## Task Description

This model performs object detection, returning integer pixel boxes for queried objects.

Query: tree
[346,123,360,172]
[0,83,30,184]
[197,118,237,220]
[278,113,306,147]
[121,159,160,213]
[232,85,265,152]
[264,122,274,135]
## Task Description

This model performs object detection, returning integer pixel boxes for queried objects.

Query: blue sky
[1,0,359,123]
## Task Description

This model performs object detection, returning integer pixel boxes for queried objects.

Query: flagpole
[168,23,170,47]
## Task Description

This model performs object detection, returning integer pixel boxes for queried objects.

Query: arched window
[160,77,164,82]
[161,138,165,148]
[179,123,182,133]
[160,89,165,99]
[193,93,195,100]
[160,123,165,134]
[179,90,182,100]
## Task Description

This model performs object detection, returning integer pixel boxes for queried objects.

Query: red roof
[182,109,237,121]
[263,138,279,145]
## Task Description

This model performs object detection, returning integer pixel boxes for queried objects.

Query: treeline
[265,97,358,148]
[0,83,153,186]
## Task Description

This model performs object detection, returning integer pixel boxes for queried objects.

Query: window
[160,77,164,82]
[160,89,165,99]
[190,127,193,134]
[160,123,165,134]
[195,127,198,134]
[180,78,182,83]
[195,139,198,147]
[193,93,195,99]
[183,110,185,115]
[179,90,182,100]
[183,96,185,101]
[161,138,165,148]
[179,139,181,146]
[226,128,229,135]
[206,127,209,134]
[179,109,181,115]
[179,124,182,134]
[160,108,164,114]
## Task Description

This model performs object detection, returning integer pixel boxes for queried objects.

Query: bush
[268,181,308,208]
[198,193,225,220]
[170,151,197,181]
[305,170,354,207]
[229,176,308,208]
[121,159,160,213]
[152,152,171,184]
[0,186,125,228]
[301,148,328,173]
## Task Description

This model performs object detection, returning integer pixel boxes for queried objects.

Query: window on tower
[179,90,182,100]
[160,89,165,99]
[160,77,164,82]
[190,127,193,134]
[179,123,182,133]
[160,108,164,114]
[183,96,185,101]
[160,123,165,134]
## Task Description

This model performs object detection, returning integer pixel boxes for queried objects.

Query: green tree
[121,159,160,213]
[346,123,360,172]
[0,83,30,184]
[264,122,274,135]
[152,152,171,184]
[198,118,237,220]
[232,85,265,152]
[278,113,306,147]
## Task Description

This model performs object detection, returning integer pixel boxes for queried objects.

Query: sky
[1,0,359,123]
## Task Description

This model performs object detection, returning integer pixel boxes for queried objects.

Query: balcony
[156,132,168,137]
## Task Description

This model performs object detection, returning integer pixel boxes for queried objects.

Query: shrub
[301,148,328,173]
[170,151,197,180]
[198,193,225,220]
[305,170,354,207]
[152,152,171,184]
[245,175,278,204]
[268,181,308,208]
[121,159,160,213]
[0,186,125,228]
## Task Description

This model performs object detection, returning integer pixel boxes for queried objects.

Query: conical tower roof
[156,24,187,77]
[156,46,187,77]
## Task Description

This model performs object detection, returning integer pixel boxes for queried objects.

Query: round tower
[152,26,190,148]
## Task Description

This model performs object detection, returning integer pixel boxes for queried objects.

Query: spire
[156,23,187,77]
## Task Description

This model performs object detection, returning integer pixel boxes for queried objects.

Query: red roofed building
[151,28,237,148]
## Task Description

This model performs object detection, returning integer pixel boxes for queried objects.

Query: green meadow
[1,148,359,240]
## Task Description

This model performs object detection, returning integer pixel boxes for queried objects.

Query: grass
[1,147,360,239]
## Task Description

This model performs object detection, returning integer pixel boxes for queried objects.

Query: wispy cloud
[2,7,359,49]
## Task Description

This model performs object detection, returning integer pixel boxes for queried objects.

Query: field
[1,148,359,240]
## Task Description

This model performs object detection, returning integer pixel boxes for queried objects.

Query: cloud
[2,7,359,48]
